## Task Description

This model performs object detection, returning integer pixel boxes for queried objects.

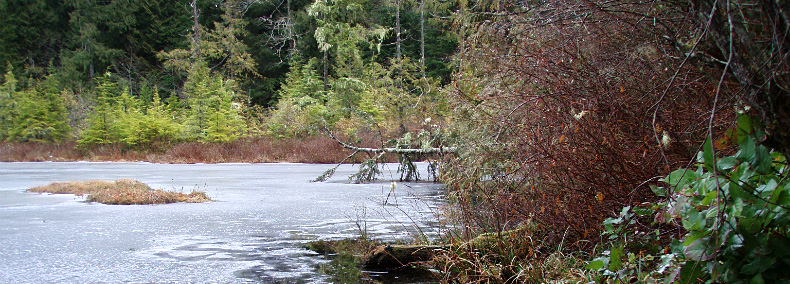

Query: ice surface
[0,162,445,283]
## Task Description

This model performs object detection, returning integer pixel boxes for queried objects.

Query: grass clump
[27,179,211,205]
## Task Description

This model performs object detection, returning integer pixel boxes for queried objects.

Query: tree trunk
[328,131,456,154]
[191,0,201,59]
[363,245,447,269]
[420,0,426,78]
[287,0,296,56]
[323,51,329,92]
[395,0,402,62]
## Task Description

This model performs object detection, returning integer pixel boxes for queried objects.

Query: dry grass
[27,179,212,205]
[154,136,353,163]
[1,135,361,163]
[0,141,84,162]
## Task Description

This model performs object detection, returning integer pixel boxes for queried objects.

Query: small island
[27,179,211,205]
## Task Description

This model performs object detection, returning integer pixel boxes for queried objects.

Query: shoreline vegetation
[0,136,380,164]
[27,179,212,205]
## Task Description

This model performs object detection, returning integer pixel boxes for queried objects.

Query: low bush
[588,116,790,283]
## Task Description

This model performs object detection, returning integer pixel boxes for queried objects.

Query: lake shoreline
[0,136,402,164]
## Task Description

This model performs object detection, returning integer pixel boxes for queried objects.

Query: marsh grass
[435,244,594,284]
[434,222,595,284]
[0,136,359,163]
[27,179,211,205]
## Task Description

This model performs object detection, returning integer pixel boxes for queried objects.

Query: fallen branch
[327,131,457,154]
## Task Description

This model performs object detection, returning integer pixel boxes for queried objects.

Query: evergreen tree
[77,74,123,147]
[0,68,19,140]
[5,76,71,142]
[134,91,181,146]
[183,62,246,142]
[0,0,67,79]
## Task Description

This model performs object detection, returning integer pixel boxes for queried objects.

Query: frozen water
[0,162,446,283]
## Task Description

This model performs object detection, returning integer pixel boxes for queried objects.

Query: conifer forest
[2,0,790,282]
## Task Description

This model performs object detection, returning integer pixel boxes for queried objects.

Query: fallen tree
[313,127,456,183]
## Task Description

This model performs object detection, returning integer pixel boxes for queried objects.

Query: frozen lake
[0,162,446,283]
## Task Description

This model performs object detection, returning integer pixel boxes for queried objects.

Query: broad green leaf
[620,206,631,217]
[717,156,738,171]
[701,190,718,206]
[728,233,744,250]
[609,246,623,271]
[650,185,668,197]
[754,146,773,173]
[749,273,765,284]
[702,137,715,169]
[683,231,708,246]
[756,179,778,198]
[682,210,705,230]
[632,206,654,216]
[737,136,757,163]
[684,236,714,261]
[777,183,790,207]
[586,258,606,270]
[664,169,694,188]
[679,261,708,283]
[741,257,776,275]
[737,115,754,141]
[705,206,719,219]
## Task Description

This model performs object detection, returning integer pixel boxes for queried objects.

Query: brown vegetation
[1,135,355,163]
[27,179,211,205]
[442,0,736,248]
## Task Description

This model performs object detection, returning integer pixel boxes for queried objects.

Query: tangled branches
[443,0,740,245]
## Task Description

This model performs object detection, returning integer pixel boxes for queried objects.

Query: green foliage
[587,206,671,283]
[78,73,180,148]
[1,70,71,142]
[350,158,382,183]
[124,91,181,147]
[183,63,247,142]
[589,115,790,283]
[266,58,332,137]
[77,74,125,146]
[0,67,19,139]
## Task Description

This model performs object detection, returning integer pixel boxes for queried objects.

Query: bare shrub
[443,0,736,246]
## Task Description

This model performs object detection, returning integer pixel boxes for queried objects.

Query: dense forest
[2,0,790,283]
[0,0,455,147]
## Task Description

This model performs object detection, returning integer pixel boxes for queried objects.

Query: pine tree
[6,76,71,142]
[135,91,181,146]
[77,74,123,147]
[0,68,19,140]
[183,62,246,142]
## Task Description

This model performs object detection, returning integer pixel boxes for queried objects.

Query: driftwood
[362,244,449,269]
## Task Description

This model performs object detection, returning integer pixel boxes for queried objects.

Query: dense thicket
[442,0,726,240]
[438,0,790,282]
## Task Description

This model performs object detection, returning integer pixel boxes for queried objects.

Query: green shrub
[589,115,790,283]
